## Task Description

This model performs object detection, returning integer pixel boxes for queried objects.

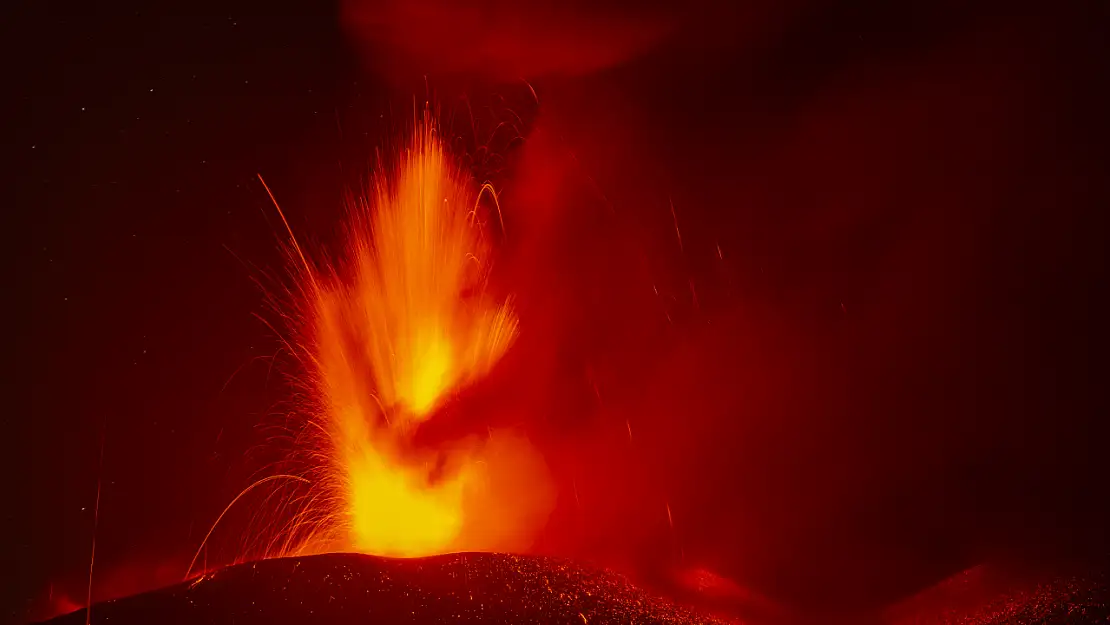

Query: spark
[85,426,106,625]
[187,573,210,591]
[186,474,311,580]
[256,173,319,296]
[475,181,506,239]
[668,198,683,252]
[565,147,614,214]
[521,78,539,105]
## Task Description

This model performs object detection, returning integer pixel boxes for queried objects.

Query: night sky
[7,1,1109,623]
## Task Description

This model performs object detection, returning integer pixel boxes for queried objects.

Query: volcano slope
[40,552,734,625]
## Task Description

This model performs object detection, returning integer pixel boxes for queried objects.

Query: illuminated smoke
[289,116,553,557]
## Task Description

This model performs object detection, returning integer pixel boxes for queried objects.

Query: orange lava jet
[285,117,553,558]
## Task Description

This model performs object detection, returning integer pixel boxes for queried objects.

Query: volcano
[38,553,732,625]
[38,553,1109,625]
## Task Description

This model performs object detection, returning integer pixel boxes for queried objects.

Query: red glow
[36,560,185,622]
[341,0,674,80]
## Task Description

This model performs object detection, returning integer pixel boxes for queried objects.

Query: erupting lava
[273,117,552,559]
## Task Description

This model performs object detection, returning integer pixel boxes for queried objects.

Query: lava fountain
[270,116,553,560]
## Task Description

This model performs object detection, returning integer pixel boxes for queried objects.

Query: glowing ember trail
[281,117,552,559]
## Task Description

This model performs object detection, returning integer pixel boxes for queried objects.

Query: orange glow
[296,117,551,557]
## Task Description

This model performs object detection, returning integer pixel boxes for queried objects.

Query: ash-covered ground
[40,552,734,625]
[883,562,1109,625]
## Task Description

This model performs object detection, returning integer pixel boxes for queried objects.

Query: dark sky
[6,0,1108,623]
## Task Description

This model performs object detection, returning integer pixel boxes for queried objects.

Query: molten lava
[289,119,552,558]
